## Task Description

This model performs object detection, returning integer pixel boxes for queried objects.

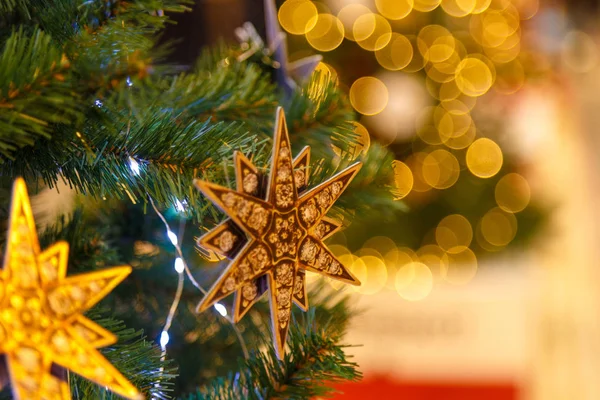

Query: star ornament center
[194,107,362,358]
[266,209,306,262]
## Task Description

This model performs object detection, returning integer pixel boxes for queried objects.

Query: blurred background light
[561,30,599,74]
[350,76,389,115]
[413,0,442,13]
[375,0,414,20]
[480,207,518,247]
[495,173,531,213]
[375,33,413,71]
[337,4,372,41]
[422,149,460,189]
[441,246,478,285]
[354,13,392,51]
[278,0,318,35]
[466,138,503,178]
[395,261,433,301]
[455,56,495,97]
[392,160,414,200]
[306,13,345,51]
[436,214,474,251]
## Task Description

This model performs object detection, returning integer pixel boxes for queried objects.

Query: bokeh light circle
[278,0,318,35]
[466,138,503,178]
[305,14,345,52]
[385,246,417,267]
[426,52,462,83]
[441,247,478,284]
[441,0,476,18]
[392,160,414,199]
[375,33,413,71]
[385,247,416,289]
[439,80,461,100]
[359,255,388,295]
[436,214,473,251]
[472,0,492,13]
[455,57,494,97]
[495,59,525,94]
[417,244,445,274]
[435,106,472,141]
[422,149,460,189]
[495,173,531,213]
[443,121,476,149]
[561,30,600,73]
[395,262,433,301]
[480,207,517,246]
[392,160,414,200]
[405,152,432,192]
[344,254,366,292]
[417,125,443,145]
[414,0,442,12]
[337,4,371,41]
[417,25,454,63]
[350,76,389,115]
[376,0,414,20]
[416,106,443,145]
[354,13,392,51]
[403,35,427,73]
[364,236,397,256]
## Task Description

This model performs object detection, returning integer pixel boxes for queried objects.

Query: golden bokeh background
[274,0,568,304]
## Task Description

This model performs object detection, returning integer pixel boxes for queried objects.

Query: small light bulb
[174,257,184,273]
[159,330,169,349]
[214,303,228,317]
[167,230,178,246]
[129,157,140,176]
[174,199,185,212]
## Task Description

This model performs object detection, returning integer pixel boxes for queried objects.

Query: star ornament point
[0,178,141,400]
[194,107,361,358]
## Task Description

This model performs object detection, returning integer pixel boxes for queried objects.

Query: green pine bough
[0,0,397,398]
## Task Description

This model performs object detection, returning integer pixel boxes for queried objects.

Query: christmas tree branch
[141,62,277,126]
[1,0,191,40]
[190,309,361,400]
[71,310,178,400]
[0,0,28,15]
[0,28,80,160]
[3,111,268,220]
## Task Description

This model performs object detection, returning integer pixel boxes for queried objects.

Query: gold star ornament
[0,178,141,399]
[194,107,361,358]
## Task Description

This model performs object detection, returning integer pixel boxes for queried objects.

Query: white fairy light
[147,196,249,359]
[167,230,178,246]
[159,330,169,350]
[174,257,184,273]
[214,303,228,317]
[129,157,140,175]
[174,199,186,213]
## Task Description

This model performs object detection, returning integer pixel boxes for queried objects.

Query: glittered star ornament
[0,178,141,400]
[194,107,361,358]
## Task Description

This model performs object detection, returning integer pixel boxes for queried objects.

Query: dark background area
[163,0,266,64]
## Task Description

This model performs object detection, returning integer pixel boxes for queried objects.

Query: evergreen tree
[0,1,396,398]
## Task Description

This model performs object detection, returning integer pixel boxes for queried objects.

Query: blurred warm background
[165,0,600,398]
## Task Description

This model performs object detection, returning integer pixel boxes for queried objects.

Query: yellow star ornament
[0,178,141,400]
[194,107,362,358]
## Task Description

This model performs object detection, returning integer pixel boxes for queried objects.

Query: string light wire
[148,195,249,359]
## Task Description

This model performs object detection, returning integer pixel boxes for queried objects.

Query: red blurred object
[331,375,518,400]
